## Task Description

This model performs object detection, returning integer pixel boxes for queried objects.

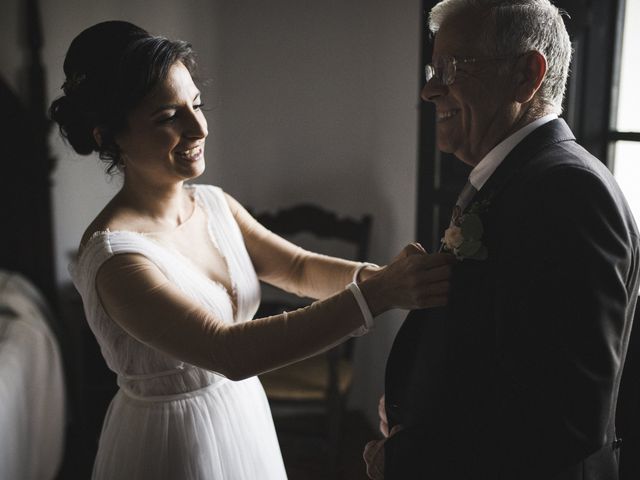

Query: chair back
[254,204,373,359]
[256,204,372,262]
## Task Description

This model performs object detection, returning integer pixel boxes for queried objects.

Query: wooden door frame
[415,0,621,249]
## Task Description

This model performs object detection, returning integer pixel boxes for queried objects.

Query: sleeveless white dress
[70,185,287,480]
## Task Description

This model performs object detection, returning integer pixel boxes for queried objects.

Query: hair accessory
[62,73,86,93]
[352,262,379,284]
[347,281,374,332]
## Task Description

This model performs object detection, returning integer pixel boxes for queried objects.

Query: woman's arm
[225,193,380,300]
[95,250,453,381]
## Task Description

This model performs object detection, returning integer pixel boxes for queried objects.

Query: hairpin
[62,73,87,93]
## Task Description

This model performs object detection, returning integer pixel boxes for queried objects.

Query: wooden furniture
[0,0,57,311]
[253,204,372,471]
[0,1,77,478]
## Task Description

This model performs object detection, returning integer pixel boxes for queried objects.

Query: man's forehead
[433,14,490,56]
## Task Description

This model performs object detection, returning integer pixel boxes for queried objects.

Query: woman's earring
[92,127,103,148]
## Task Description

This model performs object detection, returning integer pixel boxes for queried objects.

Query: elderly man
[364,1,640,479]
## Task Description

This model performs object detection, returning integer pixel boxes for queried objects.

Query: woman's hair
[49,21,197,173]
[428,0,572,114]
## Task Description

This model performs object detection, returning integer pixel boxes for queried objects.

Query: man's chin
[436,143,476,166]
[435,139,456,156]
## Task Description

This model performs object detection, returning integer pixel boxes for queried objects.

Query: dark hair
[49,21,197,173]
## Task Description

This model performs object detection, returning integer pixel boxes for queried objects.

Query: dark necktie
[439,180,479,252]
[449,180,478,226]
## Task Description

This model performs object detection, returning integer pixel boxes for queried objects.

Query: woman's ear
[515,50,547,104]
[92,127,103,147]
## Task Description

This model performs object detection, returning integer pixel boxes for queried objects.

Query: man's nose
[421,80,447,102]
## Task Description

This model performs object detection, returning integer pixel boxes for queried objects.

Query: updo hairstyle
[49,21,197,173]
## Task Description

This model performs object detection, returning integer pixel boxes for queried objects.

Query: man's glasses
[424,54,521,86]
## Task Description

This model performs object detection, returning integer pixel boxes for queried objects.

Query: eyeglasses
[424,54,520,86]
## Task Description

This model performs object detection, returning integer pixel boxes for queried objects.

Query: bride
[51,20,454,479]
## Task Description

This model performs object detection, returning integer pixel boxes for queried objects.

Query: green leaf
[459,214,484,241]
[456,239,482,257]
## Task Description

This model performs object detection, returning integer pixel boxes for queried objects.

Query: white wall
[210,0,423,421]
[1,0,422,425]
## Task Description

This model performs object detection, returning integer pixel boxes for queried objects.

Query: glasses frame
[424,54,522,86]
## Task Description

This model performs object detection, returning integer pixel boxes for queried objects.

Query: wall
[209,0,423,421]
[1,0,423,425]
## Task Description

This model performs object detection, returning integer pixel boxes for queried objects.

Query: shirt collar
[469,113,558,191]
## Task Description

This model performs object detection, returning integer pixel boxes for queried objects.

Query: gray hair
[429,0,572,114]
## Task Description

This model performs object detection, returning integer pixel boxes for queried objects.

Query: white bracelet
[347,281,374,331]
[352,262,379,284]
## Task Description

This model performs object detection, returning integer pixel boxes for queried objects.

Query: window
[612,0,640,224]
[416,0,640,250]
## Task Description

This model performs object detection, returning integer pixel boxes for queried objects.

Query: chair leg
[327,390,344,474]
[327,407,339,472]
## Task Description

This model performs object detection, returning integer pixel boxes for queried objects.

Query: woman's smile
[175,144,205,162]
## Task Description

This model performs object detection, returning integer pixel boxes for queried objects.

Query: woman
[51,21,453,479]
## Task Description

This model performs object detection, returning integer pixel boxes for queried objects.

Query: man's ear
[92,127,103,147]
[514,50,547,104]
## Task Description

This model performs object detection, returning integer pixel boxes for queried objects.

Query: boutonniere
[442,199,490,260]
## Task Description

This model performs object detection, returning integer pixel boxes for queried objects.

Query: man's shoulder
[520,122,612,187]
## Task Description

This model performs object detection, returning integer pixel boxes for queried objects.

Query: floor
[275,411,376,480]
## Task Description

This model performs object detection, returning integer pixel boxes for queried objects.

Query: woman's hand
[359,243,456,315]
[362,394,399,479]
[378,394,389,437]
[363,424,403,479]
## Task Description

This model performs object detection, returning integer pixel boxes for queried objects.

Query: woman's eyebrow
[151,92,201,115]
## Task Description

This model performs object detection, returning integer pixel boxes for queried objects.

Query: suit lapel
[385,119,578,432]
[440,119,578,420]
[465,119,576,211]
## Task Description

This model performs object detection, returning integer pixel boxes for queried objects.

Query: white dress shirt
[469,114,558,191]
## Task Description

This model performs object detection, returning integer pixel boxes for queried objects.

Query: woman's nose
[185,109,208,139]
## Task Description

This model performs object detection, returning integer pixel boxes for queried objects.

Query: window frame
[416,0,628,250]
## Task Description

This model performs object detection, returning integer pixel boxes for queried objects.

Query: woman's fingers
[393,242,427,261]
[419,295,449,308]
[378,395,389,437]
[409,242,427,254]
[422,280,450,296]
[399,256,455,309]
[361,246,457,312]
[379,420,389,438]
[363,439,386,480]
[419,252,456,267]
[418,263,454,283]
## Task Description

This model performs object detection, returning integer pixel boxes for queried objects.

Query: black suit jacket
[384,119,640,479]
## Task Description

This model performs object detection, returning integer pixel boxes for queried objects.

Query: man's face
[421,14,520,166]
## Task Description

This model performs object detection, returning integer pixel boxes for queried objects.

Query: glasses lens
[425,64,435,83]
[425,57,455,85]
[440,56,455,85]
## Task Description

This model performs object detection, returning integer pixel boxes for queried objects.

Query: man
[364,0,640,478]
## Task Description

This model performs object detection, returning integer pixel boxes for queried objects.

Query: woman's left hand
[363,424,403,480]
[378,394,389,437]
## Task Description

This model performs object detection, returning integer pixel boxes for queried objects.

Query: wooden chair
[253,204,372,471]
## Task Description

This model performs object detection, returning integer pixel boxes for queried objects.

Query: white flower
[443,225,464,249]
[442,212,488,260]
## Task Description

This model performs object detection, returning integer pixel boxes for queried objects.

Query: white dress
[70,185,288,480]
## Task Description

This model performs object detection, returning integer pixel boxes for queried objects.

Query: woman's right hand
[358,243,456,315]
